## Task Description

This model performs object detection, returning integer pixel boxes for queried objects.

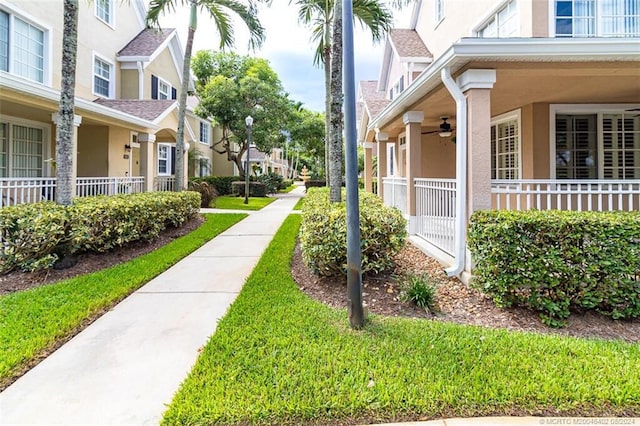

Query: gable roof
[389,29,432,59]
[117,28,176,58]
[360,80,390,119]
[93,99,177,122]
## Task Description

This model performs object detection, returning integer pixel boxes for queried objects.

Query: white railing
[76,177,145,197]
[382,177,407,214]
[492,180,640,212]
[0,177,146,207]
[154,176,175,192]
[415,178,456,256]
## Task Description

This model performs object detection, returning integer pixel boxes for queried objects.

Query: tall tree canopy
[146,0,265,191]
[191,51,291,177]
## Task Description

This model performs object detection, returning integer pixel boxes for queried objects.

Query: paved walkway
[0,186,304,425]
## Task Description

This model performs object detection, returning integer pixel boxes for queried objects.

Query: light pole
[244,115,253,204]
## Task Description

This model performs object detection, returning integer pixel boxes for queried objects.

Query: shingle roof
[93,99,176,121]
[359,80,390,119]
[118,28,176,57]
[389,29,432,59]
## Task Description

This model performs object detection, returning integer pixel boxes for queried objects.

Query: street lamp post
[244,115,253,204]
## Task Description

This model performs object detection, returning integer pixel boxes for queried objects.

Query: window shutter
[170,146,176,175]
[151,75,158,99]
[171,87,177,100]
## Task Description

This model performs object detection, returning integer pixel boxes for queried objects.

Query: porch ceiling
[376,60,640,138]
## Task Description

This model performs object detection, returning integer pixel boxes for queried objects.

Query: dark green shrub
[304,180,326,191]
[468,210,640,327]
[280,179,294,190]
[257,172,284,194]
[0,191,200,274]
[231,181,267,197]
[200,176,237,196]
[188,180,218,207]
[399,272,438,313]
[300,187,407,277]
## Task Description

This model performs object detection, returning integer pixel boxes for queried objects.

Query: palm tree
[292,0,392,201]
[55,0,79,206]
[146,0,265,192]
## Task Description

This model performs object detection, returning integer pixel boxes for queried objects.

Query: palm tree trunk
[323,45,331,185]
[329,0,343,203]
[56,0,79,206]
[175,0,197,192]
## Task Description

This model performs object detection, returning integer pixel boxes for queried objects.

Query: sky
[151,1,412,112]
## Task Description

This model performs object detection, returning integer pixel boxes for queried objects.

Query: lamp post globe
[244,115,253,204]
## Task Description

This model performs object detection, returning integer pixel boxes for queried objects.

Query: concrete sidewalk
[0,186,305,425]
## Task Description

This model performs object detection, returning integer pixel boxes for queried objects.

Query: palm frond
[202,0,265,50]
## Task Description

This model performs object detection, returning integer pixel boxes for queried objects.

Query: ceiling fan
[422,117,454,137]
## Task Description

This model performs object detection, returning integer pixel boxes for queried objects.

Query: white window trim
[0,114,51,177]
[199,121,210,145]
[549,103,640,179]
[548,0,640,37]
[157,142,173,176]
[198,155,210,177]
[0,3,52,86]
[92,52,114,98]
[387,143,396,177]
[157,77,171,100]
[490,109,522,180]
[434,0,445,27]
[95,0,115,29]
[473,0,519,37]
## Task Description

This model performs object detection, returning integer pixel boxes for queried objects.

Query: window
[0,120,46,178]
[157,143,176,176]
[435,0,445,24]
[554,0,639,37]
[0,10,46,83]
[491,117,520,180]
[151,75,176,100]
[198,157,210,177]
[158,79,169,100]
[96,0,113,25]
[93,56,112,97]
[555,111,640,179]
[199,122,210,145]
[387,144,395,176]
[478,0,519,37]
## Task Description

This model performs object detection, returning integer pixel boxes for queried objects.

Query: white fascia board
[153,101,179,125]
[377,39,393,92]
[119,62,140,70]
[132,0,147,29]
[167,34,186,84]
[116,55,150,62]
[1,71,158,130]
[368,37,640,132]
[398,56,433,64]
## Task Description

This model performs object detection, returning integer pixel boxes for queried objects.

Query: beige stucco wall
[144,50,181,99]
[520,103,551,179]
[421,134,456,178]
[107,127,131,177]
[77,126,109,177]
[4,1,144,97]
[120,69,140,99]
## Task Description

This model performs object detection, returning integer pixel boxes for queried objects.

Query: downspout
[137,61,144,100]
[441,67,467,277]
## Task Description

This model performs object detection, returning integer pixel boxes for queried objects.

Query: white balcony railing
[382,177,407,214]
[154,176,175,192]
[0,177,145,207]
[492,179,640,212]
[415,178,456,256]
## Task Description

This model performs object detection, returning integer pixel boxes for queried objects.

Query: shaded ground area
[0,216,204,295]
[291,241,640,343]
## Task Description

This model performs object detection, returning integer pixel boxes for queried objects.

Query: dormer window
[158,79,169,100]
[96,0,113,26]
[151,75,177,100]
[389,76,405,100]
[477,0,519,37]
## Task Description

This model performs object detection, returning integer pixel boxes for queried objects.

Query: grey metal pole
[342,0,364,329]
[244,125,251,204]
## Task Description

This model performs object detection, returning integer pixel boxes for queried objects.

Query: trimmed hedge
[257,172,283,194]
[304,180,326,191]
[0,191,200,274]
[468,210,640,327]
[300,187,407,276]
[231,181,267,198]
[198,176,237,196]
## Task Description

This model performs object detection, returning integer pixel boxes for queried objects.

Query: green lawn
[163,215,640,425]
[292,197,304,210]
[280,184,297,193]
[212,195,276,211]
[0,213,246,388]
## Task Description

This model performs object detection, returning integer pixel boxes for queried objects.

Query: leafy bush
[399,272,438,313]
[280,179,293,190]
[468,210,640,327]
[257,172,283,194]
[300,187,406,276]
[199,176,237,196]
[0,191,201,274]
[188,180,218,207]
[231,181,267,197]
[304,180,326,191]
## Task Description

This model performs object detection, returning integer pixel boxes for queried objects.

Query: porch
[382,177,640,257]
[0,176,177,207]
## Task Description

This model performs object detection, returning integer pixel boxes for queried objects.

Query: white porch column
[457,69,496,219]
[403,110,424,234]
[138,133,156,192]
[362,142,374,193]
[51,113,82,191]
[375,131,388,202]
